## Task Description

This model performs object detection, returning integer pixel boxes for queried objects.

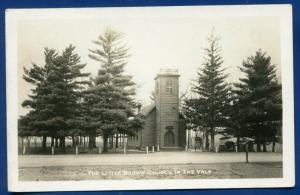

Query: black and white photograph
[6,4,294,191]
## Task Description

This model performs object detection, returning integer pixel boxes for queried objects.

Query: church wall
[178,119,186,147]
[141,109,156,147]
[127,109,156,148]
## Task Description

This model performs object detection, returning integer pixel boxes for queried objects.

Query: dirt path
[19,151,282,168]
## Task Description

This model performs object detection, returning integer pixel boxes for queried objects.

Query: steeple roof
[155,69,180,79]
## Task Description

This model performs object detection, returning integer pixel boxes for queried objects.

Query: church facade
[128,69,186,149]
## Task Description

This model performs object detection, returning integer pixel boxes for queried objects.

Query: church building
[128,69,186,149]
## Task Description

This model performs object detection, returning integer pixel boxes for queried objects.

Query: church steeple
[154,69,180,147]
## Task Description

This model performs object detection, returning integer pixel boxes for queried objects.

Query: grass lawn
[19,162,282,181]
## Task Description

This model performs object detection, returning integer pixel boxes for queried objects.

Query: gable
[139,103,155,117]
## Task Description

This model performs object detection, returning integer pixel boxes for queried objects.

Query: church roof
[139,102,155,116]
[155,69,180,79]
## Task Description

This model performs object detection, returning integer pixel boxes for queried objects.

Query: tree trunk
[76,136,79,146]
[109,136,113,149]
[120,134,123,148]
[55,138,59,148]
[116,134,119,148]
[248,142,254,152]
[26,137,31,147]
[34,137,37,148]
[210,127,215,152]
[79,136,82,145]
[262,142,267,152]
[272,140,276,152]
[60,137,66,153]
[187,130,190,149]
[256,141,261,152]
[103,134,108,153]
[205,129,209,151]
[236,136,240,152]
[42,136,47,153]
[88,135,96,149]
[72,136,76,147]
[51,137,54,147]
[201,130,205,150]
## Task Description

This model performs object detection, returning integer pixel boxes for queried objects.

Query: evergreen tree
[235,50,282,152]
[184,31,231,151]
[51,45,90,152]
[21,48,58,152]
[222,89,251,151]
[181,95,207,149]
[21,45,89,153]
[85,29,143,152]
[18,112,39,147]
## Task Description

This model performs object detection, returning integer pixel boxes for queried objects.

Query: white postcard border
[6,4,295,192]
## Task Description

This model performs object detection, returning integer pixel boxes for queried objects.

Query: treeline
[18,29,144,153]
[19,28,282,154]
[182,32,282,152]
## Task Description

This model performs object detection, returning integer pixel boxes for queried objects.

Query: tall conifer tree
[21,45,89,152]
[235,50,282,152]
[21,48,58,152]
[184,31,231,151]
[85,29,143,152]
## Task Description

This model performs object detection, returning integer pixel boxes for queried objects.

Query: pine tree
[184,31,231,151]
[21,48,58,152]
[181,95,207,149]
[21,45,89,153]
[235,50,282,152]
[18,112,39,147]
[223,88,251,151]
[85,29,143,152]
[52,45,90,151]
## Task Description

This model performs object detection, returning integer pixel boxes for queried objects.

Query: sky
[17,7,282,116]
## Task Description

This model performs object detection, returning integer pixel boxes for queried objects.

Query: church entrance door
[164,130,175,147]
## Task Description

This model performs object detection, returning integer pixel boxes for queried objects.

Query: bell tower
[154,69,180,148]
